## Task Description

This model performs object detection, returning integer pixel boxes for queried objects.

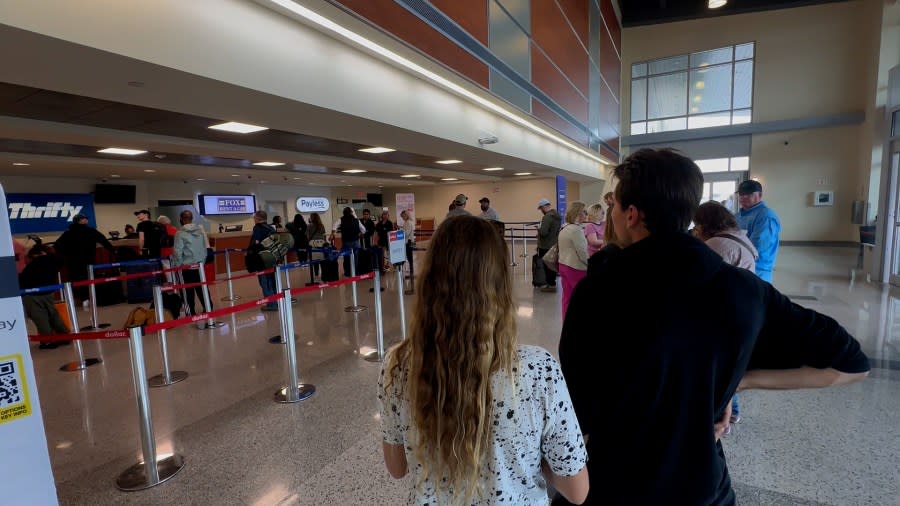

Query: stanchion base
[344,305,368,313]
[59,358,102,372]
[510,262,519,267]
[80,323,111,331]
[362,350,384,363]
[268,334,297,344]
[291,297,298,305]
[201,321,227,329]
[274,384,316,403]
[221,295,243,301]
[116,454,185,491]
[368,287,386,293]
[148,370,189,387]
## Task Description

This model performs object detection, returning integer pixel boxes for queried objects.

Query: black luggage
[162,291,183,319]
[320,259,339,282]
[94,267,126,306]
[355,248,375,275]
[126,261,158,304]
[532,254,547,287]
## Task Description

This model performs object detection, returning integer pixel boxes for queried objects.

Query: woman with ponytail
[379,215,588,505]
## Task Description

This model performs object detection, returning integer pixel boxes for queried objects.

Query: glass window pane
[695,158,730,173]
[730,156,750,172]
[732,108,752,124]
[892,109,899,136]
[735,43,754,60]
[691,47,733,68]
[702,183,711,203]
[690,63,732,113]
[733,60,753,109]
[712,181,737,203]
[646,117,687,133]
[630,122,647,135]
[631,79,647,121]
[648,73,687,119]
[688,112,731,129]
[648,55,689,75]
[632,63,647,78]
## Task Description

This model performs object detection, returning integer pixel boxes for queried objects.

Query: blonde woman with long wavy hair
[379,215,588,505]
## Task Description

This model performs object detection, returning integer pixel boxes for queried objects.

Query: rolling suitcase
[320,259,339,282]
[532,254,547,287]
[94,267,125,306]
[126,261,158,304]
[355,248,375,275]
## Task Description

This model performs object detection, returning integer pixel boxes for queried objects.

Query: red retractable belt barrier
[28,329,131,342]
[72,263,203,287]
[144,293,284,333]
[287,272,374,297]
[162,280,216,291]
[219,268,276,283]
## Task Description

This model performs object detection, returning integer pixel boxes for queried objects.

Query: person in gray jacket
[172,210,211,315]
[537,198,562,291]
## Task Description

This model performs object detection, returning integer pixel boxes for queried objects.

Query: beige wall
[621,0,884,241]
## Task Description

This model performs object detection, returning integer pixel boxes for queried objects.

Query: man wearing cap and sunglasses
[446,194,472,219]
[736,180,781,283]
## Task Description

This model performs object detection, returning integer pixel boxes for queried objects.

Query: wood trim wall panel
[431,0,489,45]
[533,100,590,146]
[531,48,589,124]
[531,0,589,97]
[599,82,620,140]
[599,32,621,101]
[334,0,489,87]
[600,0,621,56]
[556,0,589,49]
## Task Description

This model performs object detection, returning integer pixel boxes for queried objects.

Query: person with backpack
[173,210,212,316]
[134,209,165,259]
[157,215,178,261]
[331,207,365,277]
[251,210,278,311]
[285,214,309,263]
[53,213,116,303]
[20,244,71,350]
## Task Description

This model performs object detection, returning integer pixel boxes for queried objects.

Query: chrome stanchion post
[197,262,225,329]
[520,224,528,258]
[60,282,102,372]
[274,288,316,403]
[345,249,366,312]
[396,266,407,341]
[508,228,518,267]
[116,326,185,491]
[404,245,415,295]
[268,267,287,344]
[83,264,110,330]
[148,285,188,387]
[221,249,241,301]
[283,255,298,305]
[364,270,386,363]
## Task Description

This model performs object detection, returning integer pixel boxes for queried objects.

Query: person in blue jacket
[736,180,781,283]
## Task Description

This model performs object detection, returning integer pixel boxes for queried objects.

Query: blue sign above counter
[6,193,96,234]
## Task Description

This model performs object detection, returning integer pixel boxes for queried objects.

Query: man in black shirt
[559,149,869,505]
[53,213,116,303]
[134,209,160,258]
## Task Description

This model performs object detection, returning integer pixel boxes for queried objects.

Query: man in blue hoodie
[736,180,781,282]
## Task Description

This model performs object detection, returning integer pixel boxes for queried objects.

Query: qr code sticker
[0,360,22,408]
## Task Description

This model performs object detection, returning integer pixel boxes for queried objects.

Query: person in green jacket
[536,198,561,292]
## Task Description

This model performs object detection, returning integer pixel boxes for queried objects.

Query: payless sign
[7,193,96,234]
[296,197,329,213]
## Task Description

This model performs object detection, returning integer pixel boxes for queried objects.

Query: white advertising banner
[395,193,415,225]
[0,184,58,504]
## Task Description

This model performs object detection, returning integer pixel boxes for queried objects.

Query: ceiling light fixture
[208,121,269,134]
[483,167,504,171]
[98,147,147,155]
[110,174,120,178]
[342,169,367,173]
[12,162,29,166]
[196,178,206,181]
[263,0,614,166]
[358,147,396,154]
[231,174,241,177]
[514,172,532,176]
[441,178,459,181]
[293,177,302,180]
[401,174,419,178]
[252,161,285,167]
[708,0,727,8]
[436,159,462,165]
[143,169,156,173]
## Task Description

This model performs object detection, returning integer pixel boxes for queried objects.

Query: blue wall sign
[556,176,567,216]
[6,193,95,234]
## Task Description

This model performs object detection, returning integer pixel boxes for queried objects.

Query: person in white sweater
[557,201,590,316]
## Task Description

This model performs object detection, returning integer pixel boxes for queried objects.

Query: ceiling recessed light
[98,147,147,155]
[483,167,503,171]
[708,0,727,8]
[358,147,395,154]
[231,174,241,177]
[514,172,532,176]
[436,159,462,165]
[12,162,29,166]
[196,178,206,181]
[252,161,284,167]
[143,169,156,173]
[293,177,302,180]
[208,121,268,134]
[441,178,459,181]
[110,174,120,178]
[342,169,367,173]
[401,174,420,178]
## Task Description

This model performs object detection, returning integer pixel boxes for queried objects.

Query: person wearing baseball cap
[536,198,561,291]
[736,179,781,282]
[133,209,160,258]
[446,194,472,219]
[478,197,500,221]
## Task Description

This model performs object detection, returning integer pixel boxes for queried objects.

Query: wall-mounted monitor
[197,194,256,215]
[94,184,136,204]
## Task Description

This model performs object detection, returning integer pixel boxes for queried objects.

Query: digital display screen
[197,194,256,215]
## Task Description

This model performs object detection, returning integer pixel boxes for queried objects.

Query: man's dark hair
[363,209,370,215]
[343,207,353,217]
[694,201,738,237]
[613,148,703,235]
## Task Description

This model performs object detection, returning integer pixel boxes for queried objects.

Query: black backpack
[153,222,174,249]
